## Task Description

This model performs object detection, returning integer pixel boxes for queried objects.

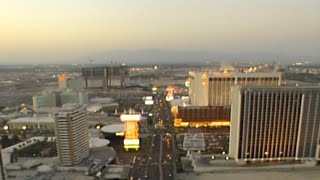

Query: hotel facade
[188,71,282,106]
[54,104,89,166]
[230,86,320,162]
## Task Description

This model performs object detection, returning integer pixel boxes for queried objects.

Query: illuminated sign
[124,139,140,145]
[166,95,174,101]
[120,114,141,121]
[181,122,189,127]
[145,96,153,100]
[185,80,190,87]
[58,76,66,81]
[145,100,154,105]
[174,119,182,127]
[116,132,125,136]
[209,121,230,126]
[121,113,141,151]
[181,96,189,100]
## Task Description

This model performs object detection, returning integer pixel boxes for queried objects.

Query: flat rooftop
[101,124,124,133]
[183,133,205,151]
[102,165,131,180]
[178,167,320,180]
[8,117,54,123]
[189,71,282,78]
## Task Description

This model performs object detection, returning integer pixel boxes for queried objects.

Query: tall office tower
[82,66,128,89]
[229,86,320,162]
[54,104,89,166]
[188,71,282,106]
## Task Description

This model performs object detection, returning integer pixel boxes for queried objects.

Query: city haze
[1,0,320,64]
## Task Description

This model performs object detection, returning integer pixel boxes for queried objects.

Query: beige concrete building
[188,71,282,106]
[230,86,320,163]
[32,93,57,112]
[6,116,55,132]
[33,90,88,112]
[58,76,83,91]
[54,104,89,166]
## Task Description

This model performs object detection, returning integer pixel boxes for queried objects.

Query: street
[129,92,176,180]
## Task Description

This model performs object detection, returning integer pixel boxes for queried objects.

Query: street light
[22,125,27,130]
[3,125,9,130]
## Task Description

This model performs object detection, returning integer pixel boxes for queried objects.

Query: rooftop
[89,97,114,104]
[189,71,282,78]
[102,165,131,180]
[101,124,124,133]
[8,117,54,124]
[89,137,110,148]
[60,103,82,111]
[183,133,206,151]
[234,85,320,91]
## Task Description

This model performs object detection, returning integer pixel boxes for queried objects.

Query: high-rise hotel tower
[54,104,89,166]
[188,71,282,106]
[230,86,320,162]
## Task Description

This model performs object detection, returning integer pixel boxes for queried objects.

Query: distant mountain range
[1,49,319,65]
[84,49,319,65]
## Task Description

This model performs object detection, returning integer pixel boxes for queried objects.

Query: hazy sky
[1,0,320,64]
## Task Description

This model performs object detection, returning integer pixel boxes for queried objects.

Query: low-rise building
[6,116,55,132]
[174,106,230,127]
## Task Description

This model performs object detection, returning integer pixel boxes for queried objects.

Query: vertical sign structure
[120,113,141,151]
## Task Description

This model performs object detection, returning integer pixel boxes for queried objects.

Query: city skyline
[1,0,320,64]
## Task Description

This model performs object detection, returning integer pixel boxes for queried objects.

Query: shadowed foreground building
[54,104,89,166]
[230,86,320,162]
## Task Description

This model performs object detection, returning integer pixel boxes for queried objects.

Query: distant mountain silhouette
[87,49,318,65]
[1,49,318,65]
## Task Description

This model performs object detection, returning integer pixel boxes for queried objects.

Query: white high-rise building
[54,104,89,166]
[188,71,282,106]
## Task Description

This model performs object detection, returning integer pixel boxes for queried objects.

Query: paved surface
[128,92,176,180]
[158,93,176,180]
[178,168,320,180]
